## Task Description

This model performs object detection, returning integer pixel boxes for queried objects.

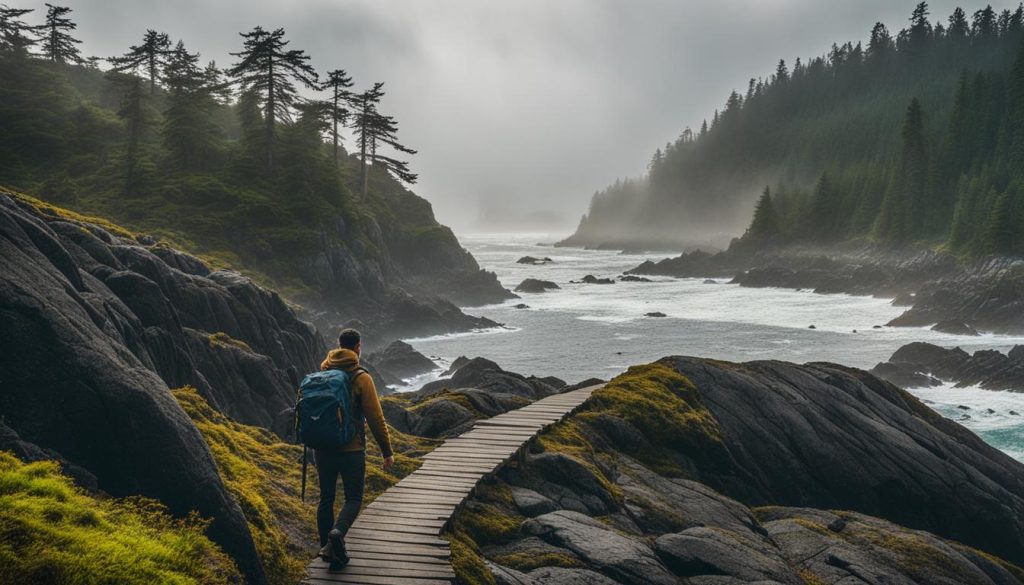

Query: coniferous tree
[948,7,970,40]
[162,41,223,171]
[867,22,894,64]
[1007,39,1024,178]
[323,69,353,164]
[348,82,416,199]
[875,98,928,241]
[41,4,83,64]
[807,173,837,240]
[108,30,170,95]
[109,71,150,194]
[229,26,319,171]
[746,186,781,241]
[984,189,1015,253]
[0,4,37,55]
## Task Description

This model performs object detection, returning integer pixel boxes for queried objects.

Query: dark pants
[314,449,366,547]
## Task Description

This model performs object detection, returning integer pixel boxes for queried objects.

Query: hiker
[297,328,394,570]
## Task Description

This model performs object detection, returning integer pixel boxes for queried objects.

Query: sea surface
[402,233,1024,462]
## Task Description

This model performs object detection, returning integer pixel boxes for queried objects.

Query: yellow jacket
[319,348,393,458]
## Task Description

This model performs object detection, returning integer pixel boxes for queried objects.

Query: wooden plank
[393,481,473,494]
[344,540,450,558]
[360,509,451,520]
[310,562,455,580]
[356,518,446,532]
[323,562,455,579]
[350,521,440,535]
[305,570,452,585]
[331,550,450,565]
[346,557,455,574]
[395,477,477,488]
[346,529,449,546]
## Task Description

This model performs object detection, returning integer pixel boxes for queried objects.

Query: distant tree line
[580,2,1024,257]
[0,3,415,203]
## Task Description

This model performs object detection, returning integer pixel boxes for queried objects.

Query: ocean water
[402,233,1024,462]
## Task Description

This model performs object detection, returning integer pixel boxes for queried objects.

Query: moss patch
[0,451,240,585]
[207,332,253,352]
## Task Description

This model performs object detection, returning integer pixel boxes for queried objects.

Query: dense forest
[567,2,1024,257]
[0,3,427,296]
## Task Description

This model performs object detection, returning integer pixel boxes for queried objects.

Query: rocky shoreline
[626,242,1024,334]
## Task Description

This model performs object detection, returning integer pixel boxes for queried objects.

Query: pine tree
[876,98,928,241]
[108,30,171,95]
[1007,38,1024,178]
[323,69,353,164]
[746,186,780,241]
[109,72,150,194]
[984,190,1015,253]
[162,41,223,171]
[348,82,416,199]
[229,26,319,171]
[774,59,789,85]
[867,22,894,64]
[807,173,836,240]
[41,4,84,64]
[0,5,37,55]
[907,2,932,58]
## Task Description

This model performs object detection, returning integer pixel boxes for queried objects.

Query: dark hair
[338,328,361,350]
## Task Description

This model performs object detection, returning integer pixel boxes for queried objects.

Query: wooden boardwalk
[302,384,600,585]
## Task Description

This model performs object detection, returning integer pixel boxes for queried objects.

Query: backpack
[296,368,363,450]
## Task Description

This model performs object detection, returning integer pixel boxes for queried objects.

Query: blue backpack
[296,369,363,450]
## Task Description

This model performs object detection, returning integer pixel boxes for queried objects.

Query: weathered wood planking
[302,384,599,585]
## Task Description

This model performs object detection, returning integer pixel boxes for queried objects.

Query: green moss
[452,484,524,545]
[6,187,136,239]
[490,551,584,572]
[0,451,241,585]
[798,568,828,585]
[951,543,1024,582]
[207,332,253,352]
[535,419,621,498]
[406,390,488,419]
[448,528,496,585]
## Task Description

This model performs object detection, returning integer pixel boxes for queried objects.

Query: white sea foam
[401,233,1024,461]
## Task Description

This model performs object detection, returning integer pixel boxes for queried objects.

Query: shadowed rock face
[665,357,1024,565]
[459,357,1024,584]
[0,192,339,584]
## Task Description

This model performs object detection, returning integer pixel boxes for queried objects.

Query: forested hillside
[565,2,1024,257]
[0,4,511,341]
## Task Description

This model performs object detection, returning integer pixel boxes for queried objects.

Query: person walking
[304,328,394,570]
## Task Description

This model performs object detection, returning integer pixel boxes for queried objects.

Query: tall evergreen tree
[162,41,223,171]
[229,26,319,171]
[948,6,970,40]
[348,82,417,199]
[108,71,150,194]
[41,4,83,64]
[875,98,929,241]
[0,4,37,55]
[323,69,353,164]
[867,22,894,64]
[746,186,781,241]
[108,30,170,95]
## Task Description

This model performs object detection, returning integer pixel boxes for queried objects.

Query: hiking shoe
[326,529,349,571]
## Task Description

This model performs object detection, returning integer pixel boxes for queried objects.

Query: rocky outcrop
[365,340,437,383]
[517,256,554,265]
[872,341,1024,391]
[0,193,280,583]
[515,279,560,293]
[573,275,615,285]
[383,358,568,438]
[454,356,1024,584]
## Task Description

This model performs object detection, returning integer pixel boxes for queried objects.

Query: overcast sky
[30,0,1006,232]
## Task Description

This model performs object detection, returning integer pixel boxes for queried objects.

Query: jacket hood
[321,348,360,372]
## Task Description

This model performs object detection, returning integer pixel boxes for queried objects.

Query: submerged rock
[645,312,667,318]
[618,275,652,282]
[517,256,554,265]
[515,278,561,293]
[931,319,981,336]
[574,275,615,285]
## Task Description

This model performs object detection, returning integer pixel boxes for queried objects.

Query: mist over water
[402,233,1024,462]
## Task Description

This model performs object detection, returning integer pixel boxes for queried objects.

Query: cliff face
[292,175,515,343]
[0,189,333,584]
[450,357,1024,584]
